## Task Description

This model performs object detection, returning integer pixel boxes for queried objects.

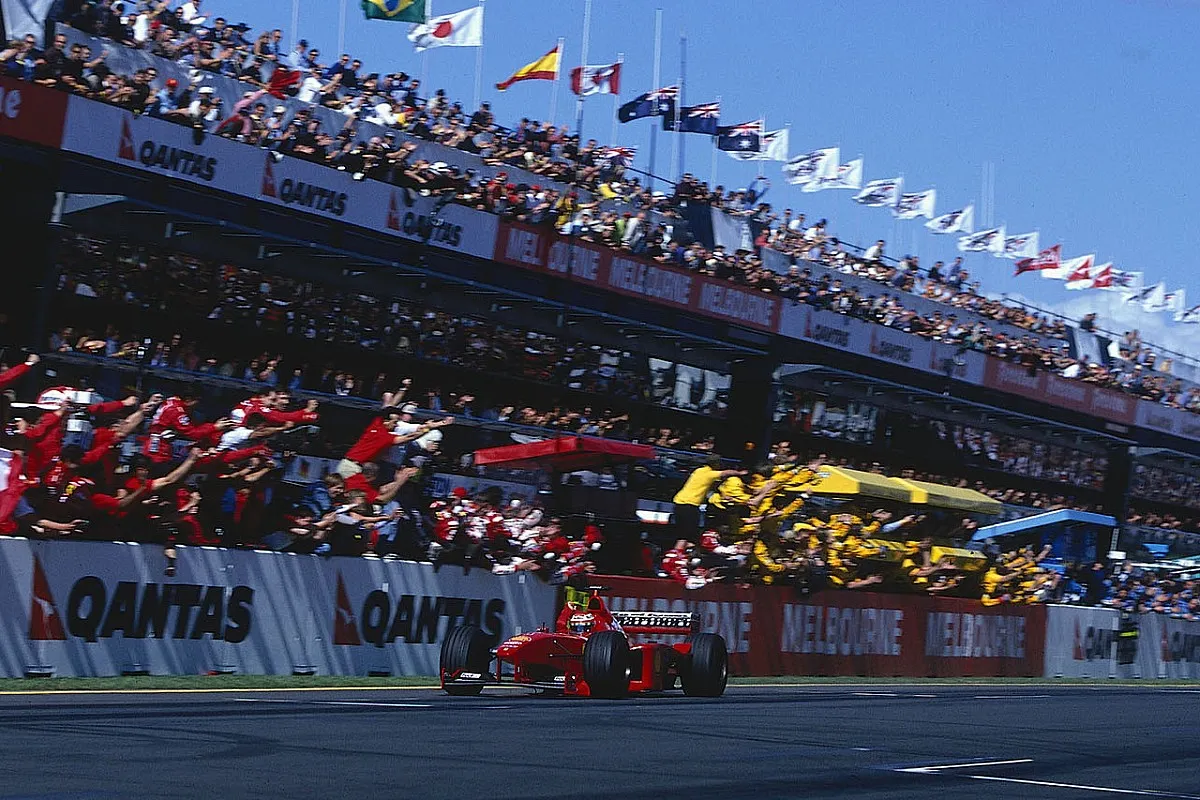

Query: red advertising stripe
[0,76,68,148]
[982,357,1047,402]
[597,576,1046,677]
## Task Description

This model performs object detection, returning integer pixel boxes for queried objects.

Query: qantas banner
[493,222,782,332]
[58,98,496,259]
[0,74,68,148]
[776,305,987,384]
[0,537,554,677]
[1042,604,1200,679]
[600,576,1046,677]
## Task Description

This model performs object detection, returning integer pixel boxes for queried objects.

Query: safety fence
[1,537,1196,679]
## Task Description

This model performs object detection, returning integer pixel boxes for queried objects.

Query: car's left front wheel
[440,624,490,696]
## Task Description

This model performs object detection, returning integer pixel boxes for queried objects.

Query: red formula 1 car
[439,587,728,698]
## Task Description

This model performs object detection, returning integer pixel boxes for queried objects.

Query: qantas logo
[29,556,66,641]
[333,572,505,648]
[260,155,347,216]
[117,116,216,181]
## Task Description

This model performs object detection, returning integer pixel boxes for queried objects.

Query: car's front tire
[682,633,728,697]
[582,630,630,699]
[440,624,489,696]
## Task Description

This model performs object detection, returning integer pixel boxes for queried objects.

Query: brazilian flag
[362,0,428,23]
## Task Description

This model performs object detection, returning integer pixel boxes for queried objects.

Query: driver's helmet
[568,613,595,635]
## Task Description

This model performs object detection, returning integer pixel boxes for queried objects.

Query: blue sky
[224,0,1200,353]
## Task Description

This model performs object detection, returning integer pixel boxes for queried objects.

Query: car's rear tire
[440,624,489,696]
[583,630,630,699]
[682,633,728,697]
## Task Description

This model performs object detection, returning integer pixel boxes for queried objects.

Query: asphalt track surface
[0,684,1198,799]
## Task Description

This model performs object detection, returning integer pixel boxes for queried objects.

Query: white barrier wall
[0,537,556,678]
[1043,604,1200,679]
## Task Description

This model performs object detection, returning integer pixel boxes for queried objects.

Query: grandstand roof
[971,509,1118,542]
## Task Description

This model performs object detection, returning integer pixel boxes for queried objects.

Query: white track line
[967,775,1200,799]
[897,758,1034,774]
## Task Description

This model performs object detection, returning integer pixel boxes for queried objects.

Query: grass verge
[1,674,1198,692]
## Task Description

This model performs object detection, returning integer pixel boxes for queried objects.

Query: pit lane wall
[0,537,556,678]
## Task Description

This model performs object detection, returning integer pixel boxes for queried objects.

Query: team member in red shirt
[0,353,38,390]
[23,389,140,479]
[337,414,453,478]
[230,390,320,426]
[143,390,234,465]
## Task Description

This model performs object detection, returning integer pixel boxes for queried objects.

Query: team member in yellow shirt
[672,457,745,542]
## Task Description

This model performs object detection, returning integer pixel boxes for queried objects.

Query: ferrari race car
[440,587,728,698]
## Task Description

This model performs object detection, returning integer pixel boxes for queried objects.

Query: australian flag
[617,85,678,123]
[716,119,763,152]
[665,102,721,133]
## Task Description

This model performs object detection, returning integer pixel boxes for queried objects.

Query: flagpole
[337,0,347,57]
[472,0,486,110]
[549,37,565,126]
[648,9,662,191]
[676,31,687,181]
[574,0,593,138]
[709,93,721,187]
[420,0,433,90]
[609,52,623,147]
[290,0,301,50]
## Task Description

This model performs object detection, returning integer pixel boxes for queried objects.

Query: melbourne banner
[600,576,1047,677]
[0,537,554,677]
[58,98,496,259]
[493,222,782,332]
[0,74,68,148]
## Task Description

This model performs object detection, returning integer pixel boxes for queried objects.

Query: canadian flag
[407,6,484,53]
[570,62,622,97]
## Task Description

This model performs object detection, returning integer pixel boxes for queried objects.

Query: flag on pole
[716,119,763,152]
[1064,258,1098,289]
[1013,244,1062,276]
[728,128,789,162]
[362,0,428,22]
[926,204,974,234]
[1098,268,1143,293]
[1175,303,1200,323]
[496,43,561,91]
[1145,286,1185,314]
[894,189,936,220]
[407,5,483,52]
[854,177,902,207]
[666,102,721,134]
[1041,253,1093,281]
[1124,282,1162,306]
[783,147,838,184]
[802,158,863,192]
[571,62,622,96]
[957,226,1005,254]
[1001,231,1039,260]
[617,86,677,122]
[596,145,636,169]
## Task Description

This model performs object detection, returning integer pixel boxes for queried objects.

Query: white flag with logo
[782,147,838,184]
[957,226,1005,254]
[408,6,484,52]
[730,128,789,162]
[1001,230,1039,260]
[926,204,974,234]
[894,189,936,220]
[1176,303,1200,323]
[1098,268,1143,293]
[854,177,902,207]
[1146,286,1185,314]
[802,158,863,193]
[1125,282,1163,308]
[1065,259,1101,290]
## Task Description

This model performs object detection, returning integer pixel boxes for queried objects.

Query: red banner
[982,358,1136,425]
[598,576,1046,677]
[0,76,68,148]
[493,221,781,332]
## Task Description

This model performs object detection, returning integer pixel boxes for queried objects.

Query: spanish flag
[362,0,427,23]
[496,43,561,91]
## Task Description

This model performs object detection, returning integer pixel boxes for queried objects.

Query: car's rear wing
[609,610,699,637]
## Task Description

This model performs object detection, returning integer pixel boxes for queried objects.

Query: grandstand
[1,0,1200,684]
